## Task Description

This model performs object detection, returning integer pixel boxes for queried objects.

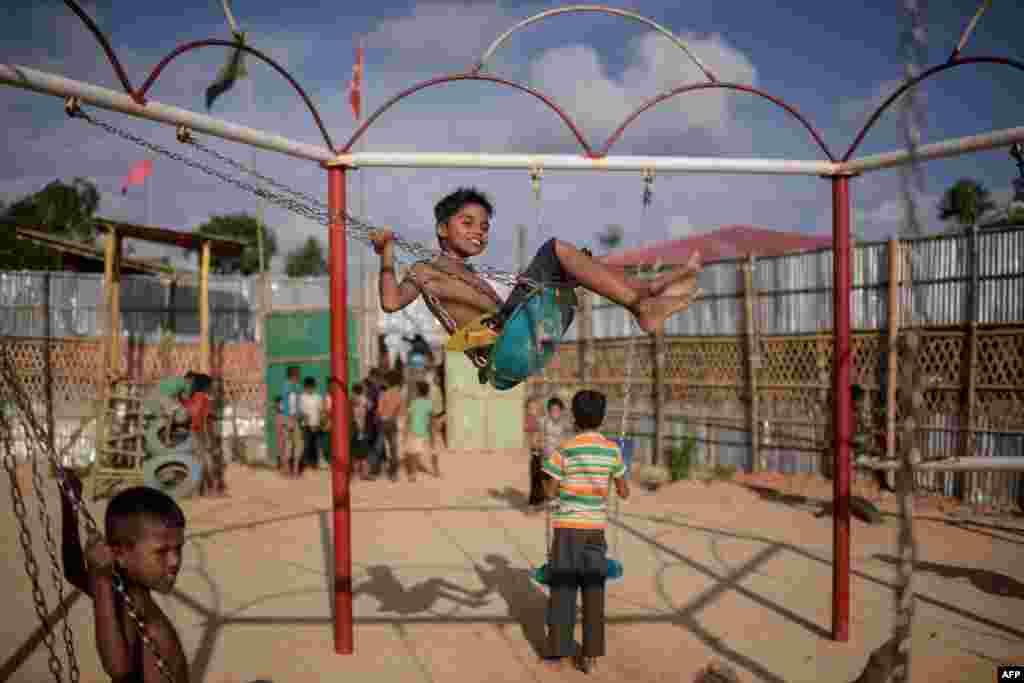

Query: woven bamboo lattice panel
[973,327,1024,430]
[0,337,104,408]
[0,336,265,414]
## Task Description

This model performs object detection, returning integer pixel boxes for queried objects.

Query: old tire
[144,452,200,499]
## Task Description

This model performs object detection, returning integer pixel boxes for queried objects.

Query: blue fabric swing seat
[480,286,577,391]
[530,559,624,587]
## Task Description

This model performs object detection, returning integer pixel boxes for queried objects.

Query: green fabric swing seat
[530,559,624,587]
[479,286,577,391]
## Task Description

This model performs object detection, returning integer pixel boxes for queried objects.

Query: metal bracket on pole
[175,125,194,144]
[64,96,83,118]
[529,163,543,201]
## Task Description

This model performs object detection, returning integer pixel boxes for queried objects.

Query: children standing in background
[350,382,371,480]
[298,376,329,475]
[525,398,545,508]
[539,397,567,463]
[404,381,434,483]
[186,373,220,496]
[279,366,303,476]
[375,370,404,482]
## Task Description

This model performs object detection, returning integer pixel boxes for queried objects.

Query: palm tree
[937,178,996,230]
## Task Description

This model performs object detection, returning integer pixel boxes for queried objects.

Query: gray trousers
[546,527,608,658]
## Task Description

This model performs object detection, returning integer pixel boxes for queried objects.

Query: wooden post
[886,238,900,461]
[102,229,116,380]
[653,331,665,466]
[961,226,980,460]
[579,291,594,386]
[743,255,761,472]
[109,230,123,377]
[199,240,211,374]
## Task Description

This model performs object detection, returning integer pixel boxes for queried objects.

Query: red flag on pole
[121,159,153,195]
[348,45,363,121]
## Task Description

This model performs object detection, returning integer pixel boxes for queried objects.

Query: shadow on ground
[872,554,1024,600]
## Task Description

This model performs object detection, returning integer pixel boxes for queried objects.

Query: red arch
[842,56,1024,162]
[340,73,593,155]
[138,40,336,152]
[603,82,835,161]
[62,0,337,151]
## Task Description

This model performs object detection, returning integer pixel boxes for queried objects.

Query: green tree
[938,178,997,230]
[0,178,102,270]
[195,212,277,274]
[285,236,328,277]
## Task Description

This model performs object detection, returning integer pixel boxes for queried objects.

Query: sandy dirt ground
[2,451,1022,683]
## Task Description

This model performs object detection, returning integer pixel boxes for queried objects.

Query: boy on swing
[541,389,629,673]
[369,187,702,347]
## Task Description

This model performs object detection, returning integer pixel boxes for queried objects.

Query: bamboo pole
[653,330,665,466]
[886,238,900,461]
[199,241,211,374]
[743,255,761,472]
[102,230,116,380]
[961,226,980,460]
[580,291,594,386]
[110,231,123,377]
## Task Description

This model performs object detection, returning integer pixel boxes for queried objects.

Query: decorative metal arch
[339,72,595,155]
[62,0,337,152]
[603,81,835,161]
[843,56,1024,162]
[474,4,718,83]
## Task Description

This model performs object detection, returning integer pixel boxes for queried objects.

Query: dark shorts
[500,238,579,319]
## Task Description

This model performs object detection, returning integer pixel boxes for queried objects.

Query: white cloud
[530,31,757,138]
[364,2,512,64]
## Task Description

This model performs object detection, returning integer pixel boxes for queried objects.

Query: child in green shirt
[404,381,434,483]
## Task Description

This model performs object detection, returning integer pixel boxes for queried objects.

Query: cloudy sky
[3,0,1023,279]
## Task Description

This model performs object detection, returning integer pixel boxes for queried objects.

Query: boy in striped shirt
[541,389,629,673]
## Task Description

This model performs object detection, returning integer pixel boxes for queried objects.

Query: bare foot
[649,251,702,297]
[632,290,703,334]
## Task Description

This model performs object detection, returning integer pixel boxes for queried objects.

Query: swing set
[2,2,1024,675]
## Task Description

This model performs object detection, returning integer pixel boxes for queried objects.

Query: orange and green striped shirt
[542,431,626,529]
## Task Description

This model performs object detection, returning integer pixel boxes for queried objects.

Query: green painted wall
[445,351,524,452]
[264,309,359,463]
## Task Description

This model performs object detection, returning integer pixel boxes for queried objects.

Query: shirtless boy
[62,477,189,682]
[369,187,702,342]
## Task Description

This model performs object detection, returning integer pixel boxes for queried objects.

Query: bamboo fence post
[199,240,211,374]
[102,229,116,383]
[886,238,900,461]
[961,225,980,461]
[743,254,761,472]
[580,290,594,386]
[110,230,123,377]
[653,331,665,466]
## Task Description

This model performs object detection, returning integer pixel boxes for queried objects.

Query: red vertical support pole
[831,174,852,643]
[328,165,353,654]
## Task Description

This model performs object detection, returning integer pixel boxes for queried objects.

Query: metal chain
[29,437,80,683]
[889,2,929,681]
[0,349,176,682]
[0,411,66,683]
[73,107,541,291]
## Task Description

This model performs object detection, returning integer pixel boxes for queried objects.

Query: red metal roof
[600,225,833,267]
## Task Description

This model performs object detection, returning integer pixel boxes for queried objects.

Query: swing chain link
[29,437,81,683]
[0,349,176,682]
[76,109,543,293]
[0,411,66,683]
